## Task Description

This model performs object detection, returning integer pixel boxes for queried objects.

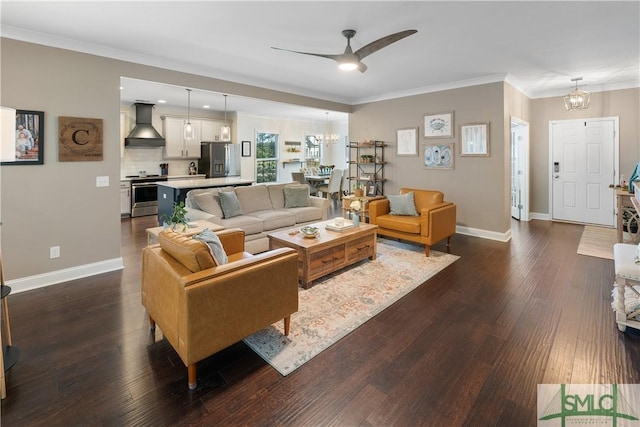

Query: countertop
[157,177,254,189]
[120,174,206,182]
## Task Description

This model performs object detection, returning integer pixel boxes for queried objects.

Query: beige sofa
[184,182,330,253]
[142,228,298,390]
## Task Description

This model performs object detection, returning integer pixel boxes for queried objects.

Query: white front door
[551,118,616,226]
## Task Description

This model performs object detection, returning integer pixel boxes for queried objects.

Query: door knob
[554,175,559,178]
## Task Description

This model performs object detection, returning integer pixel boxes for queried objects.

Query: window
[256,132,278,183]
[305,135,322,167]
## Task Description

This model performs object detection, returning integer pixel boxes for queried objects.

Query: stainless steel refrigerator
[199,141,241,177]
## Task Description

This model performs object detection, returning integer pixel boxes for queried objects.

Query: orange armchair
[368,188,456,256]
[142,228,298,390]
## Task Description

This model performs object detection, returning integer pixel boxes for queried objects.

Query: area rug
[577,225,618,260]
[243,239,459,376]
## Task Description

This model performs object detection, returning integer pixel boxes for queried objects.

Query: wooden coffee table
[268,220,377,289]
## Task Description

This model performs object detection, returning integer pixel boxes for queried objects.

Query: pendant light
[220,94,231,142]
[184,88,194,141]
[563,77,591,111]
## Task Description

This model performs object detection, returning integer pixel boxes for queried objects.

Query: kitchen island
[157,177,254,223]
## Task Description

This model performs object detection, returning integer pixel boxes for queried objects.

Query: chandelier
[563,77,591,111]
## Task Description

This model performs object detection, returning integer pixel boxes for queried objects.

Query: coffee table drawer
[309,245,345,276]
[346,234,375,262]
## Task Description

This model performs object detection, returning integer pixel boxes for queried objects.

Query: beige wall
[2,37,638,285]
[351,82,508,234]
[0,38,349,284]
[530,88,640,214]
[504,82,532,221]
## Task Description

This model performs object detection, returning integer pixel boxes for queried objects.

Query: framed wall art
[460,122,490,156]
[242,140,251,157]
[423,142,454,170]
[396,127,418,156]
[1,109,44,165]
[424,111,453,138]
[58,116,103,161]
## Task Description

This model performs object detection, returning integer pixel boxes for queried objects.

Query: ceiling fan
[272,29,417,73]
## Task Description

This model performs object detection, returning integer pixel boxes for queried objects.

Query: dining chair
[291,172,306,184]
[340,169,349,197]
[291,171,317,195]
[317,168,343,200]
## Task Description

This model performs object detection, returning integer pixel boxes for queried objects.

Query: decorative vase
[354,188,364,197]
[171,223,187,232]
[352,213,360,227]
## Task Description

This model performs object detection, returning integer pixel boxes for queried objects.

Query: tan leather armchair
[141,228,298,390]
[368,188,456,256]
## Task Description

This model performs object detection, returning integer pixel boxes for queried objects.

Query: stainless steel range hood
[124,103,165,147]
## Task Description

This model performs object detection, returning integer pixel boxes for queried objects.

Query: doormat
[577,225,617,260]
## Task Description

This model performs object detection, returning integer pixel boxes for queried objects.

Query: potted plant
[162,201,189,232]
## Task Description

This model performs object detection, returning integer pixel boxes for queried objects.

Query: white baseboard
[530,212,551,221]
[455,225,512,242]
[6,258,124,294]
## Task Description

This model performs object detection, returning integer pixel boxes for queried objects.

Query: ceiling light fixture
[221,94,231,142]
[184,88,194,141]
[563,77,591,111]
[338,54,359,71]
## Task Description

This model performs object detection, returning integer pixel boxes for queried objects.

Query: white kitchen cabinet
[200,120,219,142]
[161,116,201,159]
[120,180,131,216]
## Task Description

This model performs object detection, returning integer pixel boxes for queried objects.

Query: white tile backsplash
[121,148,195,177]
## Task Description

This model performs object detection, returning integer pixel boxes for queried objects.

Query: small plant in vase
[353,183,364,197]
[162,201,189,232]
[349,198,367,226]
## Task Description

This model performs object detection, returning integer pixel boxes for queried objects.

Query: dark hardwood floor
[2,201,639,426]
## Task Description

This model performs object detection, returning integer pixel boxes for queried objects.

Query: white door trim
[511,116,530,221]
[548,116,619,224]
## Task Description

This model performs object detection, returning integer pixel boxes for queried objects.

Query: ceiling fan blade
[354,29,417,60]
[358,62,368,73]
[271,47,339,62]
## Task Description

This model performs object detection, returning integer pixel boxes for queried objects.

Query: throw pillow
[192,229,228,265]
[388,192,418,216]
[218,191,243,219]
[284,185,311,208]
[193,192,223,218]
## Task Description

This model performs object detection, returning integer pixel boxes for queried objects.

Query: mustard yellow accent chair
[368,188,457,256]
[141,228,299,390]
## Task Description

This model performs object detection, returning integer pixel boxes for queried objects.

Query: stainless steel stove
[126,175,168,217]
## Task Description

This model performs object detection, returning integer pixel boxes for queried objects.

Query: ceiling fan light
[339,61,359,71]
[338,53,360,71]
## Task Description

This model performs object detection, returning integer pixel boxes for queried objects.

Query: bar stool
[1,256,18,399]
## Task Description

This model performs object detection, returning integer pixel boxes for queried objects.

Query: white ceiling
[2,1,638,119]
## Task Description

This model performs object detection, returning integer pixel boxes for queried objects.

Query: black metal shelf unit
[348,141,386,195]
